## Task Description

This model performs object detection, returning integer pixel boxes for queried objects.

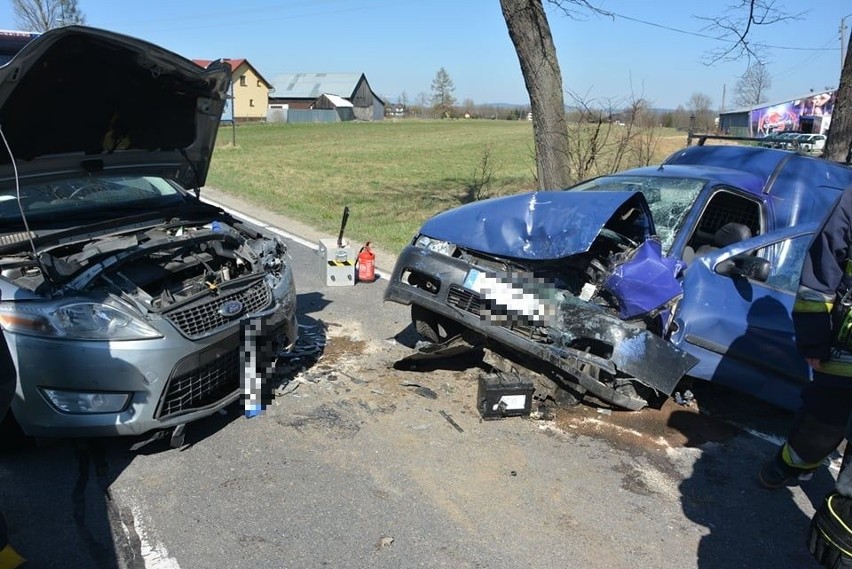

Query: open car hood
[0,26,229,189]
[420,190,655,260]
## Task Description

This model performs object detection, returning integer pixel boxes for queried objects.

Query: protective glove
[809,492,852,568]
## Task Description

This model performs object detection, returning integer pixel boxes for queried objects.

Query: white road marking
[125,499,182,569]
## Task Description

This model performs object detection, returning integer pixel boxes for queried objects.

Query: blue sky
[0,0,847,109]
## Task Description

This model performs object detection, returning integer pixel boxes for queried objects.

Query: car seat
[683,222,753,264]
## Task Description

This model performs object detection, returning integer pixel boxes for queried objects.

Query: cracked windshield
[572,175,704,253]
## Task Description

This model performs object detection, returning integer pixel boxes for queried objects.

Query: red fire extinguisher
[357,242,376,282]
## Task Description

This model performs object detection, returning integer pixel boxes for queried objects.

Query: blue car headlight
[0,298,162,340]
[414,235,457,257]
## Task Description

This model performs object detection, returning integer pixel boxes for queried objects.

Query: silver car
[0,27,297,439]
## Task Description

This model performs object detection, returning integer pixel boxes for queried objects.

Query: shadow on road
[0,397,252,569]
[669,407,833,568]
[0,293,332,567]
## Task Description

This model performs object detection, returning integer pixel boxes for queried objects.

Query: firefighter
[759,186,852,488]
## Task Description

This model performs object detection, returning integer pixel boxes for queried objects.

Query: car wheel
[411,305,462,343]
[0,412,33,452]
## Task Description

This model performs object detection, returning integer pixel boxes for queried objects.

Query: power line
[611,11,838,52]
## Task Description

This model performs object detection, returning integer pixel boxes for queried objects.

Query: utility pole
[843,17,849,73]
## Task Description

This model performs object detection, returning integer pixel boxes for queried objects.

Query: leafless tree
[463,146,495,202]
[416,92,429,119]
[12,0,84,32]
[460,98,476,117]
[563,91,662,183]
[687,92,715,132]
[733,63,772,108]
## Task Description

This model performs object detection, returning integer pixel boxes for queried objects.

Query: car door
[670,225,816,408]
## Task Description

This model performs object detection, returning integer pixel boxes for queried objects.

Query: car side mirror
[715,254,770,282]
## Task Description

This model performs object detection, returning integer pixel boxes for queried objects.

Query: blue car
[384,145,852,411]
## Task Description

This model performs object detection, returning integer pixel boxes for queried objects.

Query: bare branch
[545,0,614,20]
[697,0,804,65]
[11,0,85,32]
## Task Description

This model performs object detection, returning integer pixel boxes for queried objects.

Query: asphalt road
[0,190,838,569]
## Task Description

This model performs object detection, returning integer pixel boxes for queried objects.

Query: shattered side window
[756,234,813,292]
[571,176,705,254]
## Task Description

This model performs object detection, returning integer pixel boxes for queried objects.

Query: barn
[718,89,836,137]
[269,73,384,121]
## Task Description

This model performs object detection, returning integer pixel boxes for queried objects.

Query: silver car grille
[164,280,273,338]
[156,347,239,419]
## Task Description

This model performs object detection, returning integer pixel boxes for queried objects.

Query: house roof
[318,93,353,108]
[192,58,272,89]
[271,72,366,99]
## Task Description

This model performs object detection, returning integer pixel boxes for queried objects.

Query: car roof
[662,145,852,226]
[617,163,767,197]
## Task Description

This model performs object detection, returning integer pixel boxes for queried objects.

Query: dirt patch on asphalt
[321,334,368,367]
[550,396,741,455]
[283,317,747,497]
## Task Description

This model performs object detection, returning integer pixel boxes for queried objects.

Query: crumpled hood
[420,190,655,260]
[0,26,229,189]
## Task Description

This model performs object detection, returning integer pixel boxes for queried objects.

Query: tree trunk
[824,34,852,163]
[500,0,572,189]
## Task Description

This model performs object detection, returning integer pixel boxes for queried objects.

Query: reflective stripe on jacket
[793,186,852,377]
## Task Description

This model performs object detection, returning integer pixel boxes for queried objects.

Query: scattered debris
[673,390,695,406]
[400,382,439,400]
[439,410,464,433]
[275,380,302,397]
[529,404,554,421]
[597,408,612,416]
[394,335,482,370]
[375,535,395,551]
[282,324,327,360]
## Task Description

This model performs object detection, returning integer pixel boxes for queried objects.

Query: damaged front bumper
[385,245,698,409]
[7,297,297,438]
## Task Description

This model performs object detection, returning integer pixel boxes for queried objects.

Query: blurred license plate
[463,268,485,291]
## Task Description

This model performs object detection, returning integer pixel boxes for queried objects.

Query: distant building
[0,30,39,65]
[193,58,273,122]
[386,104,406,118]
[718,89,836,137]
[269,73,385,121]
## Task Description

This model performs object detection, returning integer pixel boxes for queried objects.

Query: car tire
[411,305,462,343]
[0,413,33,452]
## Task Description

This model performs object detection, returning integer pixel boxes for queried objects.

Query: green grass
[206,120,683,253]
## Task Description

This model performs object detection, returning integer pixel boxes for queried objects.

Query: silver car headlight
[414,235,457,257]
[0,299,162,340]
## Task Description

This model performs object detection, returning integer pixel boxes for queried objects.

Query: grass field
[206,120,687,254]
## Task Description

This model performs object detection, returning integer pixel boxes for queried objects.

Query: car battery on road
[477,370,535,420]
